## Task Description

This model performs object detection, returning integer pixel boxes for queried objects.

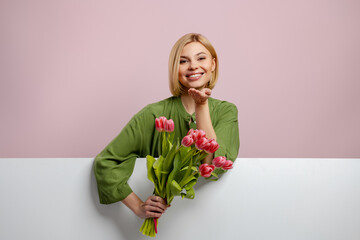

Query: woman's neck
[180,94,196,115]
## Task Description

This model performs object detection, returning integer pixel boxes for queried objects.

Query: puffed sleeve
[93,108,155,204]
[212,101,240,162]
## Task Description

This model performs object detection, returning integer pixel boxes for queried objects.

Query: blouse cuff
[98,183,133,204]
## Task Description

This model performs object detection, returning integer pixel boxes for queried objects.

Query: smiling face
[178,42,216,91]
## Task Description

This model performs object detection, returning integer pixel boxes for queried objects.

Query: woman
[94,33,240,220]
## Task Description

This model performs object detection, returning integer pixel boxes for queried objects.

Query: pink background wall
[1,0,359,158]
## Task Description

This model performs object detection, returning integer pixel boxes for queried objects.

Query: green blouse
[93,96,240,204]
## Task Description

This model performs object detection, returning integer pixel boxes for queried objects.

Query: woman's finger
[147,196,167,210]
[150,196,166,205]
[189,89,202,98]
[204,88,212,96]
[145,211,162,218]
[144,205,165,214]
[150,201,166,211]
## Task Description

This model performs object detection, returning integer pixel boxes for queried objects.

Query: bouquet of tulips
[140,116,233,237]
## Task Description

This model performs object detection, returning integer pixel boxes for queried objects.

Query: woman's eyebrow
[180,52,207,58]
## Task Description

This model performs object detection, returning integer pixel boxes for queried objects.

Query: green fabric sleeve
[93,108,155,204]
[213,102,240,161]
[212,101,240,176]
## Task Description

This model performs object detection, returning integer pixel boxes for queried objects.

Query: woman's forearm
[122,192,144,217]
[195,100,216,164]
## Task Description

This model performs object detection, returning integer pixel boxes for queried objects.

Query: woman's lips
[186,73,204,81]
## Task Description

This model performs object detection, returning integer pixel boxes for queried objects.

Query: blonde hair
[169,33,219,96]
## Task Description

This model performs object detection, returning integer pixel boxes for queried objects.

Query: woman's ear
[211,58,216,72]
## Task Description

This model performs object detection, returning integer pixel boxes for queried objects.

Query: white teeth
[189,74,202,77]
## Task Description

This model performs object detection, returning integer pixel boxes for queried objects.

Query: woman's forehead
[181,42,211,57]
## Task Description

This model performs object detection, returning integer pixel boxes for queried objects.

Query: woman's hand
[187,87,216,164]
[188,88,212,105]
[122,192,170,219]
[136,196,169,219]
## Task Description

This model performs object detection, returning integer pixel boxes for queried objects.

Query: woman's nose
[188,61,198,70]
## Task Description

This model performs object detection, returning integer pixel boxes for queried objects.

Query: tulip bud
[192,129,206,142]
[181,135,194,147]
[164,119,174,132]
[155,116,167,132]
[205,139,219,153]
[187,129,195,136]
[155,118,162,132]
[197,129,206,139]
[199,163,215,178]
[212,156,226,168]
[222,160,233,170]
[195,137,209,151]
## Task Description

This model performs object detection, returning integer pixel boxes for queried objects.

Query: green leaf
[184,177,197,190]
[180,175,198,188]
[146,155,156,184]
[213,167,226,176]
[153,155,164,178]
[166,152,182,200]
[170,180,182,196]
[193,151,208,165]
[203,171,220,181]
[162,131,170,156]
[178,145,190,159]
[162,143,178,172]
[181,148,197,168]
[168,131,175,145]
[185,187,195,199]
[211,171,219,178]
[167,195,174,204]
[153,155,165,194]
[157,132,162,158]
[178,157,195,186]
[181,166,198,172]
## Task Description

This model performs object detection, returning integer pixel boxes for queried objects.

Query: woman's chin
[182,81,209,91]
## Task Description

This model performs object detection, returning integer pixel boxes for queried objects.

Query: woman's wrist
[195,100,216,137]
[121,192,144,218]
[195,99,209,111]
[133,202,144,218]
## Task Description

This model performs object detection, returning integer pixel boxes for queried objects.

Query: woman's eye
[199,57,206,60]
[180,60,187,64]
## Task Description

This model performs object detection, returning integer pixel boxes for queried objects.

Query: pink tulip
[205,139,219,153]
[192,129,206,142]
[199,163,215,178]
[195,137,209,150]
[164,119,174,132]
[155,118,162,132]
[187,129,195,136]
[155,116,167,132]
[222,160,233,170]
[212,156,226,168]
[182,135,194,147]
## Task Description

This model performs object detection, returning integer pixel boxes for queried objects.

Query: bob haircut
[169,33,219,96]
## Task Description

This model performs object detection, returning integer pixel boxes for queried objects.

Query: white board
[0,158,359,240]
